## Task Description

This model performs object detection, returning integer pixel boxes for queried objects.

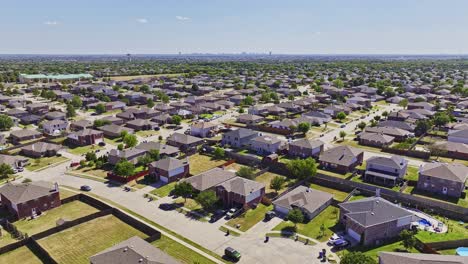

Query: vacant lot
[273,206,340,242]
[39,215,147,264]
[15,201,99,236]
[189,154,226,175]
[226,204,273,232]
[0,246,43,264]
[26,156,69,171]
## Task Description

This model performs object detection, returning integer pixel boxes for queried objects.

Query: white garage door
[160,176,168,183]
[347,228,361,241]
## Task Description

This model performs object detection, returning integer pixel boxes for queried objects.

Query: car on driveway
[332,238,350,250]
[210,209,226,223]
[340,124,346,128]
[327,233,342,245]
[80,185,92,191]
[225,208,238,219]
[264,211,276,221]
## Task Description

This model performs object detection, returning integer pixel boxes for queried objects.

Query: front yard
[72,166,109,179]
[226,204,273,232]
[38,215,148,264]
[150,182,177,197]
[272,206,340,242]
[341,239,420,261]
[151,235,216,264]
[67,144,103,155]
[26,156,69,171]
[188,154,226,175]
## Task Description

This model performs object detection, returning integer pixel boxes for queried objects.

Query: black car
[98,141,106,147]
[80,185,92,191]
[264,211,276,221]
[209,209,226,223]
[159,203,180,211]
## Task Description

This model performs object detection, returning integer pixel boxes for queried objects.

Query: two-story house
[417,163,468,198]
[288,138,324,158]
[221,128,259,148]
[148,157,189,183]
[364,156,408,186]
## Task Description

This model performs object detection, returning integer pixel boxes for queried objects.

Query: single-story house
[136,142,180,157]
[183,167,236,192]
[10,129,42,144]
[319,145,364,174]
[166,133,204,152]
[98,124,134,138]
[21,142,61,158]
[108,148,147,165]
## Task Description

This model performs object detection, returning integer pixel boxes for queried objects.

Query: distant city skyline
[1,0,468,54]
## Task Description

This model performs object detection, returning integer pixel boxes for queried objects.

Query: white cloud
[44,21,59,26]
[315,31,321,35]
[136,18,148,24]
[176,16,190,21]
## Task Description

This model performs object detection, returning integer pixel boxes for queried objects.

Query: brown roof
[183,167,236,191]
[218,176,265,196]
[379,252,468,264]
[420,163,468,183]
[0,181,58,204]
[273,186,332,214]
[150,157,187,171]
[319,145,363,166]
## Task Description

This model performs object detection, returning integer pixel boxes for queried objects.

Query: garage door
[347,228,361,242]
[274,205,289,215]
[160,176,168,183]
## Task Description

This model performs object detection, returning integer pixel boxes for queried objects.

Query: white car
[327,233,342,245]
[225,208,237,219]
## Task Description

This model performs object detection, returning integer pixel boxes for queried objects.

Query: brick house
[26,103,49,115]
[319,146,364,174]
[216,177,265,208]
[417,163,468,198]
[221,128,259,148]
[21,142,61,158]
[0,181,61,220]
[148,157,189,183]
[67,129,104,146]
[288,138,324,158]
[166,133,204,152]
[339,197,415,246]
[9,129,42,144]
[273,186,332,220]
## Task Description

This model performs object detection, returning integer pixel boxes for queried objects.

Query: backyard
[415,214,468,243]
[309,183,349,202]
[151,235,216,264]
[38,215,148,264]
[255,172,291,198]
[226,204,273,232]
[0,246,44,264]
[272,206,340,242]
[26,156,69,171]
[342,239,420,261]
[188,153,227,175]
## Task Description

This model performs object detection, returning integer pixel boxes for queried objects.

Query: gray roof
[420,163,468,183]
[89,236,180,264]
[319,145,363,166]
[379,252,468,264]
[366,155,407,170]
[251,136,282,145]
[150,157,187,171]
[273,186,333,214]
[359,132,395,143]
[183,167,236,191]
[109,148,146,159]
[223,128,258,139]
[167,133,204,145]
[218,176,265,196]
[449,129,468,139]
[10,129,42,138]
[99,124,134,134]
[339,197,414,227]
[0,181,58,204]
[289,138,324,150]
[365,126,411,137]
[21,142,61,153]
[136,142,179,156]
[73,128,103,137]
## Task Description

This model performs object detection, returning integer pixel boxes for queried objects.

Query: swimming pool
[456,247,468,256]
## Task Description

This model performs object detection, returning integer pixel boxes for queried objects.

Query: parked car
[333,239,350,249]
[80,185,92,191]
[98,141,106,147]
[210,209,226,223]
[225,208,238,219]
[327,233,342,245]
[264,211,276,221]
[340,124,346,128]
[159,203,181,211]
[224,247,241,261]
[16,167,24,172]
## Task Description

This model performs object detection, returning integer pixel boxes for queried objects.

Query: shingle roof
[273,186,333,214]
[366,155,407,170]
[167,133,203,145]
[218,176,265,196]
[0,181,58,204]
[379,252,468,264]
[183,167,236,191]
[420,163,468,183]
[223,128,258,139]
[150,157,187,171]
[319,145,363,166]
[136,142,179,155]
[289,138,324,149]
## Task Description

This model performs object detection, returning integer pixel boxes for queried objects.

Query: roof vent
[123,248,128,252]
[139,258,143,263]
[371,212,375,215]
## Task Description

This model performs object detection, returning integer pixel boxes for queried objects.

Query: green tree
[117,143,124,151]
[66,104,76,118]
[213,147,225,160]
[433,112,450,129]
[146,98,155,108]
[171,115,182,125]
[95,103,106,114]
[148,149,160,161]
[85,152,97,162]
[113,160,135,177]
[336,111,347,121]
[286,157,317,180]
[32,88,40,97]
[93,119,111,127]
[415,119,432,136]
[137,154,153,169]
[270,176,285,194]
[236,166,256,180]
[373,115,381,122]
[287,209,304,228]
[195,190,218,210]
[120,130,128,139]
[71,96,83,108]
[297,122,311,134]
[400,230,417,251]
[399,99,408,109]
[358,121,366,131]
[339,130,347,141]
[238,107,245,113]
[0,114,14,131]
[288,94,295,101]
[242,95,254,106]
[341,252,376,264]
[123,134,138,148]
[173,182,194,202]
[0,163,14,179]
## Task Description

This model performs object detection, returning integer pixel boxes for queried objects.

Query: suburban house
[339,197,415,246]
[365,127,413,142]
[183,167,236,192]
[67,129,104,146]
[448,129,468,144]
[407,102,435,111]
[125,119,158,131]
[216,177,266,208]
[302,111,332,123]
[105,101,126,111]
[273,186,333,220]
[378,252,467,264]
[89,236,180,264]
[136,142,179,157]
[42,119,68,135]
[148,157,189,183]
[21,142,61,158]
[9,129,42,144]
[98,124,134,138]
[221,128,259,148]
[417,163,468,198]
[364,156,408,186]
[70,119,93,131]
[166,133,204,152]
[190,121,217,138]
[249,136,283,155]
[432,141,468,160]
[288,138,324,158]
[319,146,364,173]
[45,111,67,121]
[347,96,372,108]
[19,114,42,125]
[26,103,49,114]
[236,114,264,125]
[359,132,395,148]
[0,154,29,169]
[108,148,147,165]
[0,181,61,219]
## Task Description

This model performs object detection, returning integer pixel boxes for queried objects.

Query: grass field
[60,188,78,199]
[26,156,69,171]
[309,183,349,202]
[174,197,202,211]
[405,166,419,181]
[152,235,216,264]
[189,154,226,175]
[136,130,159,137]
[67,145,103,155]
[0,246,43,264]
[150,182,177,197]
[342,239,419,261]
[15,201,99,236]
[39,215,147,264]
[226,204,273,232]
[72,166,109,179]
[273,206,340,242]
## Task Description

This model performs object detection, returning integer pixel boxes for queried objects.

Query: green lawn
[136,130,159,137]
[174,197,202,211]
[189,154,226,175]
[255,172,290,197]
[348,195,367,201]
[416,214,468,242]
[152,235,216,264]
[405,166,419,181]
[317,169,352,179]
[103,137,122,146]
[60,188,78,199]
[342,239,419,262]
[39,215,147,264]
[309,183,349,202]
[67,144,103,155]
[226,204,273,232]
[26,156,69,171]
[0,246,43,264]
[72,166,109,179]
[438,248,457,255]
[273,206,340,242]
[150,182,177,197]
[0,232,18,248]
[15,201,99,236]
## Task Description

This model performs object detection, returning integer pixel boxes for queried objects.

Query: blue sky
[1,0,468,54]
